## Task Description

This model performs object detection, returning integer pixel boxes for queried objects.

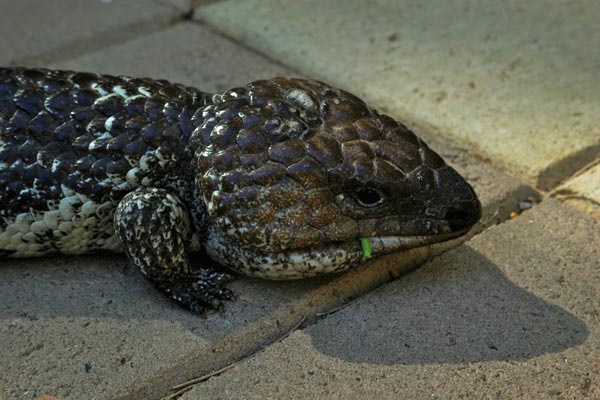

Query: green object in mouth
[360,237,372,259]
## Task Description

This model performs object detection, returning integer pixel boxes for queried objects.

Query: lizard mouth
[205,226,469,280]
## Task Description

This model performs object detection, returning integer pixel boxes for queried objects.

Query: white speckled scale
[0,193,122,257]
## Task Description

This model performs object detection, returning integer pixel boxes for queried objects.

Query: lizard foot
[165,268,235,314]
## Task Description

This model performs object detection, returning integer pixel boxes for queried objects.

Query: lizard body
[0,68,480,312]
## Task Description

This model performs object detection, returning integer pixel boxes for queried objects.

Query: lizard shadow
[308,247,589,364]
[0,246,589,362]
[0,252,326,342]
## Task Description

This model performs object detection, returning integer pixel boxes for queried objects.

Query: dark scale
[0,67,481,313]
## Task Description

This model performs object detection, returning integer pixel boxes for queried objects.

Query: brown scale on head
[195,77,481,253]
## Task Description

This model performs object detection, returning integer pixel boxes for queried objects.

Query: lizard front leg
[113,187,233,314]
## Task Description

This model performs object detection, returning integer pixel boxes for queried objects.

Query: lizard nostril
[445,204,478,232]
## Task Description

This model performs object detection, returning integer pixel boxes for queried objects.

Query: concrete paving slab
[181,198,600,399]
[1,20,538,400]
[53,21,293,94]
[0,255,322,400]
[0,0,181,66]
[0,256,310,399]
[198,0,600,190]
[553,161,600,220]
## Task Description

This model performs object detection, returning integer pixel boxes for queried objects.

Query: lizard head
[195,78,481,278]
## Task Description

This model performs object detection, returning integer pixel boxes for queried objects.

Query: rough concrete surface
[198,0,600,189]
[0,253,334,399]
[53,21,295,94]
[1,1,586,399]
[553,162,600,220]
[0,0,182,66]
[182,199,600,399]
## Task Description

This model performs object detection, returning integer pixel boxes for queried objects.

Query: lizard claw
[165,269,236,314]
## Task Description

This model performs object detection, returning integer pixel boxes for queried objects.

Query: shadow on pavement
[0,253,319,340]
[309,247,588,365]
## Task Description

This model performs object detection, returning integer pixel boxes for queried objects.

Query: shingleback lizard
[0,68,481,313]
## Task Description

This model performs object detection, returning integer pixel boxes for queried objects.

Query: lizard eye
[354,187,385,207]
